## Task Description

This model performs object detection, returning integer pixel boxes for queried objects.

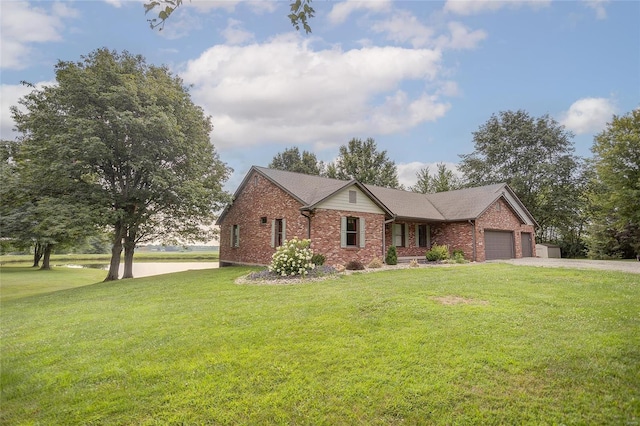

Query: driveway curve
[489,257,640,274]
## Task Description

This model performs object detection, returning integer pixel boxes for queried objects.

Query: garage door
[485,231,515,260]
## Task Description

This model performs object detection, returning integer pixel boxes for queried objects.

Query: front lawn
[1,265,638,424]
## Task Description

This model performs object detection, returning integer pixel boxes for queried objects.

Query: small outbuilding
[536,243,561,258]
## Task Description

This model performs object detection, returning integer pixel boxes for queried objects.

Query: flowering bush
[269,237,316,277]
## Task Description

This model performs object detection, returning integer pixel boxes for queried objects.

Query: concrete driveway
[489,257,640,275]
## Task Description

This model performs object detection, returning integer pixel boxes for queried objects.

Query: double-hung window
[231,224,240,248]
[341,216,365,248]
[393,223,409,247]
[271,218,286,247]
[416,224,430,248]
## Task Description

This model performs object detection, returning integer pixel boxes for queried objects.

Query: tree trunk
[104,221,124,281]
[122,227,136,279]
[40,243,53,270]
[32,242,43,267]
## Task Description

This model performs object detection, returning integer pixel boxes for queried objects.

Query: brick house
[217,166,537,267]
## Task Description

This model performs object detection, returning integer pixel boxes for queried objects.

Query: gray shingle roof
[256,166,352,206]
[222,166,536,225]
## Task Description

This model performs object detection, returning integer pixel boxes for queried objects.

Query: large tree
[410,163,462,194]
[0,139,100,269]
[458,110,583,244]
[145,0,315,33]
[326,137,399,188]
[269,146,324,175]
[586,109,640,259]
[12,49,231,280]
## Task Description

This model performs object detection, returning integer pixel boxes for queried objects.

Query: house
[216,166,537,267]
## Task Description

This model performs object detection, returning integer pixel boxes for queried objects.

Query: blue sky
[1,0,639,190]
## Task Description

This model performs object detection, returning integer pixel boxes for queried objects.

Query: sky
[1,0,639,190]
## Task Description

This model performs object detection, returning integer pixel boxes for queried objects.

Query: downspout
[468,219,476,262]
[301,210,312,239]
[384,217,396,260]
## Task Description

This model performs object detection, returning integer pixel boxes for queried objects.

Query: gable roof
[217,166,537,226]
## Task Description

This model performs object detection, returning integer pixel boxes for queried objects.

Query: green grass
[0,266,107,302]
[0,251,219,266]
[1,265,638,424]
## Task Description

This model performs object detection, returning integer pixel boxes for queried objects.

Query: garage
[485,230,515,260]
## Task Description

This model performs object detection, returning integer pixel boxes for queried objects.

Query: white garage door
[485,231,515,260]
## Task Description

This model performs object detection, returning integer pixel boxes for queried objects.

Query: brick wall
[310,209,385,266]
[219,171,387,267]
[475,198,536,262]
[219,171,308,266]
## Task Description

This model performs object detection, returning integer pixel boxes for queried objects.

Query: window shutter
[426,225,431,248]
[271,220,276,248]
[359,217,366,248]
[236,225,240,247]
[340,217,347,248]
[404,224,409,247]
[282,218,286,242]
[415,224,420,247]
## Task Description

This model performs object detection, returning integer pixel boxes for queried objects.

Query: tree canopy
[410,163,462,194]
[145,0,315,33]
[326,138,399,188]
[458,110,583,243]
[11,48,231,280]
[586,109,640,258]
[269,146,324,175]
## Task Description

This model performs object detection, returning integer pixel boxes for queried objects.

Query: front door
[521,232,533,257]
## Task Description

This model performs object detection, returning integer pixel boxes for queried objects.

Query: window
[271,218,286,247]
[349,190,357,204]
[341,216,366,248]
[231,224,239,248]
[393,223,408,247]
[417,224,430,248]
[346,217,358,246]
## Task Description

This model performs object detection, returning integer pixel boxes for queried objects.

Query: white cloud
[584,0,609,19]
[560,97,616,135]
[371,10,434,48]
[0,81,56,140]
[181,35,449,149]
[328,0,392,25]
[397,161,460,189]
[371,12,485,50]
[437,22,487,49]
[0,1,79,70]
[444,0,551,16]
[103,0,124,8]
[221,19,255,45]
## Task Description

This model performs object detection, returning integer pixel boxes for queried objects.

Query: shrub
[426,244,449,262]
[452,248,465,258]
[268,237,315,277]
[368,257,383,268]
[385,246,398,265]
[345,260,365,271]
[334,264,346,272]
[452,252,466,264]
[311,253,326,266]
[409,259,420,267]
